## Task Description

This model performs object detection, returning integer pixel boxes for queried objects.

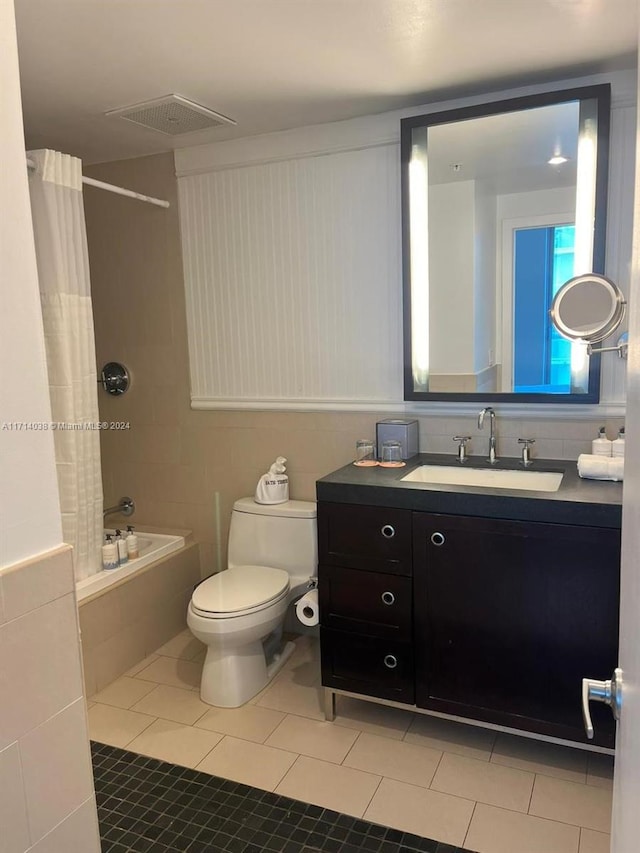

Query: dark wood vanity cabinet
[318,500,621,747]
[318,502,414,703]
[413,512,621,748]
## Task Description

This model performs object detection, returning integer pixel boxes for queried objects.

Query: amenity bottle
[592,427,612,457]
[115,529,128,565]
[612,427,625,459]
[102,535,119,570]
[126,525,139,559]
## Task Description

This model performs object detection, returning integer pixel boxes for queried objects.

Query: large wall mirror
[401,85,610,403]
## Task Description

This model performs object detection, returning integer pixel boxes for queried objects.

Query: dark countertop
[316,453,623,528]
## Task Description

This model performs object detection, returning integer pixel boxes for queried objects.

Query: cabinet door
[413,513,620,747]
[319,565,412,639]
[318,502,412,575]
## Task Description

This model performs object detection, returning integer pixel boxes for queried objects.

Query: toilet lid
[191,565,289,615]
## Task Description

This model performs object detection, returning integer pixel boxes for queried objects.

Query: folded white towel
[577,454,624,481]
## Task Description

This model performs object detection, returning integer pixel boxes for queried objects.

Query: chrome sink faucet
[478,407,498,464]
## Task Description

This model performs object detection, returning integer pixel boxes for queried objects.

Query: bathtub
[76,529,186,603]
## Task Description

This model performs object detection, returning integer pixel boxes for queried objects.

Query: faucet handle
[453,435,471,463]
[518,438,535,467]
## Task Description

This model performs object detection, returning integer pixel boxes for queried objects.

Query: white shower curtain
[28,149,103,581]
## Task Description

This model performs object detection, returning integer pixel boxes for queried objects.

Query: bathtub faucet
[103,496,135,519]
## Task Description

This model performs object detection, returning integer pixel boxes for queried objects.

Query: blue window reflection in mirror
[513,224,575,393]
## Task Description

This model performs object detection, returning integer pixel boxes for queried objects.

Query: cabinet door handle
[383,654,398,669]
[381,524,396,539]
[430,532,445,546]
[381,591,395,606]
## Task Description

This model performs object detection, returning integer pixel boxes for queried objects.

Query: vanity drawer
[320,628,414,703]
[319,565,412,639]
[317,502,412,575]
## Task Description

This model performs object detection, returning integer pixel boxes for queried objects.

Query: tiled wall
[79,543,201,695]
[83,153,625,579]
[0,546,101,853]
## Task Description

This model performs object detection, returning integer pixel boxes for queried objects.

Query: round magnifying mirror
[550,274,626,343]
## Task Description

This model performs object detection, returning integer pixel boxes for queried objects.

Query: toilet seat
[191,565,290,619]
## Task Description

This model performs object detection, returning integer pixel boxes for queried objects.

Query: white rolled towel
[577,454,624,481]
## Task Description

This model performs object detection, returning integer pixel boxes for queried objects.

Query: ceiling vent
[105,94,236,135]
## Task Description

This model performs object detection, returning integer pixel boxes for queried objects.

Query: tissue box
[376,419,419,460]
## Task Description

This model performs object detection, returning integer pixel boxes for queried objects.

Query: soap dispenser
[592,427,612,457]
[612,427,625,458]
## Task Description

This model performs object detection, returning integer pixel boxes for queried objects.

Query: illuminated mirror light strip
[409,131,430,390]
[571,100,598,389]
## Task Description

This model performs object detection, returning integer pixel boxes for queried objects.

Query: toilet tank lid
[233,497,317,519]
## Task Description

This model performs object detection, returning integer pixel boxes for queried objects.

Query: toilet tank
[228,498,317,576]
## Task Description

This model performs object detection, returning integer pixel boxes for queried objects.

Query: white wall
[473,179,497,374]
[0,6,100,853]
[428,180,476,374]
[0,0,62,567]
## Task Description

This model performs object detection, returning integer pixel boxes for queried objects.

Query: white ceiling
[14,0,639,165]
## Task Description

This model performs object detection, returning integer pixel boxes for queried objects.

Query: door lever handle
[581,668,622,739]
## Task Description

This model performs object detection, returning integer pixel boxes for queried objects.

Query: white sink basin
[401,465,563,492]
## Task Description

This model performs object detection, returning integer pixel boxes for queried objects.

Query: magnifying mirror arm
[587,333,629,359]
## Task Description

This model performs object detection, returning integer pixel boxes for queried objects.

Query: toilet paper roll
[295,588,319,627]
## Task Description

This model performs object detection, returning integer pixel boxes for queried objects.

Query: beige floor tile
[343,731,441,788]
[197,736,297,791]
[586,753,614,789]
[135,655,202,689]
[463,803,580,853]
[404,714,496,761]
[130,684,211,725]
[266,714,359,763]
[154,629,204,661]
[276,755,381,817]
[125,654,159,677]
[127,718,222,768]
[90,676,157,709]
[432,751,534,812]
[88,703,156,748]
[491,733,588,784]
[256,674,325,720]
[579,828,610,853]
[334,695,413,740]
[364,777,474,846]
[529,774,612,833]
[195,704,286,743]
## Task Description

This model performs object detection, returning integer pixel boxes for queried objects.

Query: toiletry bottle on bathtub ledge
[126,525,139,559]
[115,529,128,565]
[102,534,119,570]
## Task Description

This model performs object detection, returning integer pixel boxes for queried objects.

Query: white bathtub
[76,529,185,602]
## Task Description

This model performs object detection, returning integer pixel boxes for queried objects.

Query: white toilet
[187,497,317,707]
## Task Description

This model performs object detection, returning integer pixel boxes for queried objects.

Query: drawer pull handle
[381,524,396,539]
[430,532,445,546]
[384,654,398,669]
[381,591,395,606]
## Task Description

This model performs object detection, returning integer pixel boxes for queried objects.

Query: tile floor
[93,741,462,853]
[88,630,614,853]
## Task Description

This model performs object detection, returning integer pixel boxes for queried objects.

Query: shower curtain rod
[25,157,170,209]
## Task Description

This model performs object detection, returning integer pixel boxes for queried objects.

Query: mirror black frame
[401,84,611,404]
